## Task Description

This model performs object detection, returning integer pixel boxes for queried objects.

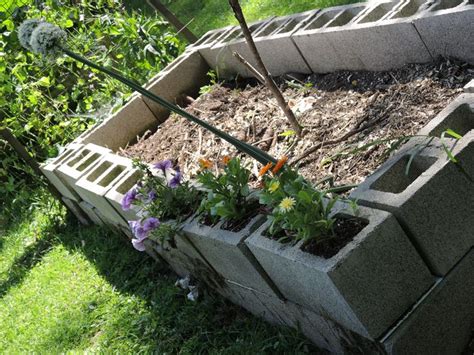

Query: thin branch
[228,0,302,137]
[233,52,265,84]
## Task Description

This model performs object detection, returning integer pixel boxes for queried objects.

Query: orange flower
[198,158,212,169]
[222,156,231,165]
[258,162,273,177]
[272,156,288,174]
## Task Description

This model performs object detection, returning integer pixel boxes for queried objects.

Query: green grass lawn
[0,193,320,353]
[127,0,361,37]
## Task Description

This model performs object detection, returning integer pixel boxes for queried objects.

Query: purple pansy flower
[128,217,160,252]
[132,238,146,252]
[168,168,182,189]
[147,190,158,202]
[121,188,138,211]
[129,220,147,240]
[154,159,172,172]
[142,217,160,232]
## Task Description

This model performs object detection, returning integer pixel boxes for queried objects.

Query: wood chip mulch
[119,59,472,188]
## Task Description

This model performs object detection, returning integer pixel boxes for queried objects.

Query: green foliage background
[0,0,182,209]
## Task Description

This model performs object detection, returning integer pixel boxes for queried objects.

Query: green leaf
[444,128,462,140]
[37,76,51,87]
[278,130,296,137]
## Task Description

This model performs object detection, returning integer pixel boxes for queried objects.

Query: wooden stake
[228,0,302,137]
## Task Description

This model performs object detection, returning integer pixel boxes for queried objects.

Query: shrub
[0,0,183,209]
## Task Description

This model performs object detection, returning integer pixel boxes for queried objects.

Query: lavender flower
[142,217,160,232]
[129,220,147,240]
[147,190,158,202]
[132,238,146,252]
[168,168,182,189]
[128,218,160,252]
[121,188,138,211]
[154,160,172,173]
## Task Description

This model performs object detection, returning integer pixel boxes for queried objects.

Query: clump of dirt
[119,59,472,187]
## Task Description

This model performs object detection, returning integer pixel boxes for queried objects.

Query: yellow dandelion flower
[268,180,280,193]
[279,197,295,212]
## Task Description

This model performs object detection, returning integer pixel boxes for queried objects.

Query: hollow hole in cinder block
[55,148,77,165]
[77,153,101,172]
[429,104,474,137]
[257,20,286,37]
[357,3,398,23]
[116,171,143,195]
[326,7,365,27]
[97,165,126,187]
[430,0,464,11]
[67,149,91,167]
[86,161,112,182]
[391,0,428,18]
[307,9,340,29]
[371,155,438,193]
[277,18,300,34]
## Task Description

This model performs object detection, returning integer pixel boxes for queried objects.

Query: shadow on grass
[52,214,319,353]
[0,227,57,298]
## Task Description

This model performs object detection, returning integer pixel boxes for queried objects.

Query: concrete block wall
[37,2,474,350]
[245,203,434,339]
[351,94,474,276]
[55,143,111,202]
[73,153,133,228]
[191,0,473,77]
[199,18,274,78]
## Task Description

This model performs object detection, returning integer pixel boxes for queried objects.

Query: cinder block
[105,168,144,226]
[61,197,90,225]
[183,215,284,298]
[245,202,434,339]
[148,219,221,285]
[465,79,474,93]
[56,144,111,202]
[40,142,84,201]
[74,153,133,227]
[350,136,474,275]
[382,249,474,354]
[187,26,235,53]
[81,95,159,151]
[413,4,474,64]
[216,280,384,353]
[142,51,210,119]
[292,2,432,73]
[234,11,319,76]
[79,201,106,226]
[200,18,274,79]
[417,93,474,137]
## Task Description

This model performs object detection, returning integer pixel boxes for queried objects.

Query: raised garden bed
[119,60,471,189]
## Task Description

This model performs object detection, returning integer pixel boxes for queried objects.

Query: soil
[301,217,369,259]
[119,59,472,188]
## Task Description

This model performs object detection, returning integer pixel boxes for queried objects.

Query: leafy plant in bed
[196,156,260,232]
[258,157,366,258]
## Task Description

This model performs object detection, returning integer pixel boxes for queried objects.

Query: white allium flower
[29,22,67,57]
[18,19,44,50]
